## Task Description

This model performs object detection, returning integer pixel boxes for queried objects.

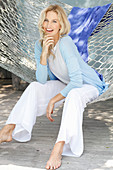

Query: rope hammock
[0,0,113,103]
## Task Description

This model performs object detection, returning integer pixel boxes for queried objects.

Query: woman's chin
[46,32,54,35]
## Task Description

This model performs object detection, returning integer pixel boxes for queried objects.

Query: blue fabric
[35,36,108,97]
[68,3,111,81]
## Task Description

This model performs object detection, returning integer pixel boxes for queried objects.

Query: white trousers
[6,80,99,157]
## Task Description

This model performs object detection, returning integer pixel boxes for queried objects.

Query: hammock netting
[0,0,113,102]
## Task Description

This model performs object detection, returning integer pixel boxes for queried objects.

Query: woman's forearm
[50,93,65,104]
[40,51,48,65]
[36,52,48,83]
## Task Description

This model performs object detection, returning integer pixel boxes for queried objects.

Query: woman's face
[43,11,61,39]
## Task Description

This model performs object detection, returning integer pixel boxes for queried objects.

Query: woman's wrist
[50,93,65,105]
[40,56,47,65]
[50,98,55,105]
[40,52,48,65]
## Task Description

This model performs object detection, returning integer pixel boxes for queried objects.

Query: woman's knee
[67,88,80,98]
[29,81,46,88]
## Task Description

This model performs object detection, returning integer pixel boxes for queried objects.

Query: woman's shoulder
[35,39,42,49]
[59,35,76,52]
[60,35,73,42]
[35,39,42,53]
[35,39,41,46]
[59,35,74,47]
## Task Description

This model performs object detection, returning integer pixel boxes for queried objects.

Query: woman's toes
[45,162,50,169]
[56,165,60,169]
[50,166,56,170]
[45,166,49,169]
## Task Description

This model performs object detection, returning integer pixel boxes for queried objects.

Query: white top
[48,41,70,84]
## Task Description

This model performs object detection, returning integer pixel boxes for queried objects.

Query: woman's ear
[59,24,62,30]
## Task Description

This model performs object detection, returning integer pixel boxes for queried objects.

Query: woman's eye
[53,20,57,23]
[44,19,48,22]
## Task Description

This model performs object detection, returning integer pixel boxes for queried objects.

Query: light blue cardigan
[35,35,108,97]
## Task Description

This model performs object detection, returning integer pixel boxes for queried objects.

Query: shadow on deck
[0,80,113,170]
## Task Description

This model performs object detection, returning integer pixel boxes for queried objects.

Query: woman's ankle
[0,124,15,143]
[53,141,65,155]
[3,124,16,132]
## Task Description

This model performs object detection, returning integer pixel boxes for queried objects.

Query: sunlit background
[59,0,112,7]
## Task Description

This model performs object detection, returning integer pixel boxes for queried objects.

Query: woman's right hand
[42,35,54,58]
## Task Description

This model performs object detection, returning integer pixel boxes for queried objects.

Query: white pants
[6,80,99,157]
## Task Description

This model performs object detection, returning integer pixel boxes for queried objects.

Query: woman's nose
[47,22,52,28]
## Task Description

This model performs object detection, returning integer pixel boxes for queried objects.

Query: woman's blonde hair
[38,4,70,58]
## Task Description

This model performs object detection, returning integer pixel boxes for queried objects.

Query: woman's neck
[54,34,60,46]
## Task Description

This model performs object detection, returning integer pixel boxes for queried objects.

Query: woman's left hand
[46,100,55,122]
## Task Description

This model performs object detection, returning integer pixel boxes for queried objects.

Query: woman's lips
[46,29,53,32]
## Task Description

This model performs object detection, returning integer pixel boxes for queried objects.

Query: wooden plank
[0,82,113,170]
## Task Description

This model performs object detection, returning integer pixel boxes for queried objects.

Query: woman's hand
[46,100,55,122]
[42,35,54,57]
[46,93,65,122]
[40,35,54,65]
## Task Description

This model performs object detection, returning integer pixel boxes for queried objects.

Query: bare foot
[45,141,65,170]
[0,124,15,144]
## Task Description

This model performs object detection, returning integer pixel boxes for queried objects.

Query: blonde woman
[0,4,108,170]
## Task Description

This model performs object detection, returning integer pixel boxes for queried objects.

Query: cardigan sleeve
[47,60,58,80]
[35,40,48,84]
[35,40,58,83]
[59,36,83,97]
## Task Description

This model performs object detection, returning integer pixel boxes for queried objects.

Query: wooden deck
[0,80,113,170]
